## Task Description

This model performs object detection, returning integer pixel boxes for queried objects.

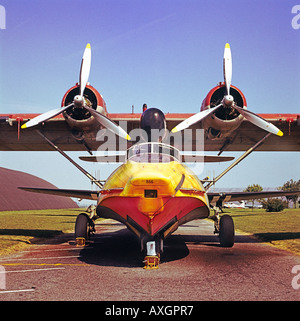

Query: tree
[261,198,287,212]
[243,184,263,210]
[278,179,300,208]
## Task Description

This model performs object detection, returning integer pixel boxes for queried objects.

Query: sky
[0,0,299,193]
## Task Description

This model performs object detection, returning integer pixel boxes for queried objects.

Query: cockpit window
[126,142,180,163]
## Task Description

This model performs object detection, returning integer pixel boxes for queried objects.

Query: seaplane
[0,43,299,268]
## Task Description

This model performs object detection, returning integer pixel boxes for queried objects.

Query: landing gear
[142,236,163,269]
[218,214,235,247]
[212,205,221,234]
[212,207,235,247]
[75,212,96,246]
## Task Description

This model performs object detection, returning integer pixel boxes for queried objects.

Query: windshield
[126,142,180,163]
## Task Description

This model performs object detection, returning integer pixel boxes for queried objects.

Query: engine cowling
[201,82,247,139]
[61,83,107,133]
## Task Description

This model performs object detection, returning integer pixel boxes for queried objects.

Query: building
[0,167,78,211]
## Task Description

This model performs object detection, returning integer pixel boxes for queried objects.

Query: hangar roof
[0,167,78,211]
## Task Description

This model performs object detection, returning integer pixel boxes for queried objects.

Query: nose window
[144,190,158,198]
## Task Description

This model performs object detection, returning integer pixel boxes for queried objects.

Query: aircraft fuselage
[96,142,210,247]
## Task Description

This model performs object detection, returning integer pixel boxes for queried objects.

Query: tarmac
[0,219,299,301]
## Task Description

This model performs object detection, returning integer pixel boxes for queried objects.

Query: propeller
[22,44,131,140]
[84,106,131,141]
[171,105,221,133]
[79,43,91,97]
[223,42,232,96]
[171,43,283,137]
[21,103,73,129]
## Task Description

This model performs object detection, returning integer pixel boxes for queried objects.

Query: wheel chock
[76,237,86,247]
[143,255,160,270]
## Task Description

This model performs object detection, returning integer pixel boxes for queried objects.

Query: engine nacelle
[201,82,247,139]
[61,84,107,134]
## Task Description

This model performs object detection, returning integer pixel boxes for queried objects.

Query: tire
[219,214,234,247]
[75,213,90,240]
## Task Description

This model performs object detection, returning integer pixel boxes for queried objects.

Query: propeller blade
[85,106,131,140]
[21,103,74,129]
[79,43,91,97]
[223,43,232,95]
[171,104,222,133]
[234,106,283,136]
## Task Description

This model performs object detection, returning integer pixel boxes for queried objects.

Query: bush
[261,198,287,212]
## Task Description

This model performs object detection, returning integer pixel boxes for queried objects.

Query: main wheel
[219,214,234,247]
[75,213,90,240]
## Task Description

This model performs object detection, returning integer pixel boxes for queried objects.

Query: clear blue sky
[0,0,299,191]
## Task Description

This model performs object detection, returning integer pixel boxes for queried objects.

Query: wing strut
[36,130,103,189]
[204,133,271,191]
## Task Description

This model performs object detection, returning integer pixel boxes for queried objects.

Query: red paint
[2,113,299,122]
[100,196,207,236]
[61,83,107,114]
[201,83,247,112]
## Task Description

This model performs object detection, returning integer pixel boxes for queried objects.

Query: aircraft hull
[96,160,210,239]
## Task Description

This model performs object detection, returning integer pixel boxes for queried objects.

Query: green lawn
[223,208,300,255]
[0,208,83,255]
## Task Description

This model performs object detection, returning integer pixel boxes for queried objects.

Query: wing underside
[19,187,299,205]
[18,187,99,201]
[0,113,299,152]
[208,190,300,205]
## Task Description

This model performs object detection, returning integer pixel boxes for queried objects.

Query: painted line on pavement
[0,289,35,294]
[0,267,65,273]
[0,255,81,261]
[1,263,89,266]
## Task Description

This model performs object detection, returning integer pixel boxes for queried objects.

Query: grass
[0,208,83,256]
[223,208,300,255]
[0,207,299,257]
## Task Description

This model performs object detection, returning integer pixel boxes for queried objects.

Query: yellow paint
[143,255,160,269]
[138,197,164,215]
[75,237,86,247]
[100,158,209,213]
[277,130,283,137]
